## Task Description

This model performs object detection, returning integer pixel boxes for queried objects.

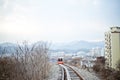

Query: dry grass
[93,59,120,80]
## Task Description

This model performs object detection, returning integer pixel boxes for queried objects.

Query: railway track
[58,65,64,80]
[59,64,84,80]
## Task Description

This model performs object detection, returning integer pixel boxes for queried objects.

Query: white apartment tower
[105,27,120,69]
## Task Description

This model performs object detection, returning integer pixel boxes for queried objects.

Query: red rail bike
[57,58,64,64]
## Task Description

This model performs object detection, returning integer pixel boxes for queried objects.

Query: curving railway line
[59,64,84,80]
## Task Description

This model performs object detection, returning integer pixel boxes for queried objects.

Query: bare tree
[0,41,50,80]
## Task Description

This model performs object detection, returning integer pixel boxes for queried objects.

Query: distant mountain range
[0,42,17,54]
[51,40,104,52]
[0,41,104,54]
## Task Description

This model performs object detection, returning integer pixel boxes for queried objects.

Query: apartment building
[105,27,120,69]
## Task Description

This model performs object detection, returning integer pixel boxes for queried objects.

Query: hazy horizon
[0,0,120,43]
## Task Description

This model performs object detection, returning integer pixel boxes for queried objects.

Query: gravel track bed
[47,64,100,80]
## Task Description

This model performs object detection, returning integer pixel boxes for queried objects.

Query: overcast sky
[0,0,120,43]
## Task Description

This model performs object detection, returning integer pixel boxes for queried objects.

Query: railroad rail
[59,64,84,80]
